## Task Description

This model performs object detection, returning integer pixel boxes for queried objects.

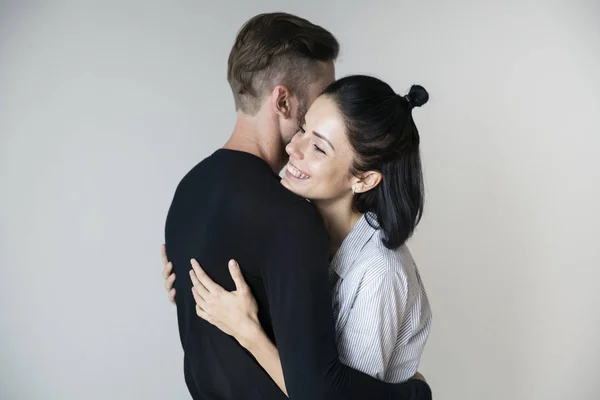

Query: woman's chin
[281,177,306,198]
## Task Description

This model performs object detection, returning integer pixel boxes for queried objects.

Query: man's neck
[314,196,362,257]
[223,112,288,173]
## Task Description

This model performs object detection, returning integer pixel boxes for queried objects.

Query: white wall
[1,1,599,399]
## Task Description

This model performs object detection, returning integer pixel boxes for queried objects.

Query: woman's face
[281,95,358,202]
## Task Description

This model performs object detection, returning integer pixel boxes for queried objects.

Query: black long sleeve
[165,149,431,400]
[262,199,430,400]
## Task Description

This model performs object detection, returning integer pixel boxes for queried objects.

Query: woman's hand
[189,259,261,348]
[412,371,426,382]
[161,244,176,303]
[191,259,287,395]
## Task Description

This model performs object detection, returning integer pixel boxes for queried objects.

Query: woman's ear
[353,171,382,194]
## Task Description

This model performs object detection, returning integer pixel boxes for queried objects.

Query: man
[164,12,432,400]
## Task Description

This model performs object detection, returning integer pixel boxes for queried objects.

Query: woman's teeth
[287,164,309,179]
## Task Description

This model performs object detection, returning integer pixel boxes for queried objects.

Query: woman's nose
[286,134,304,160]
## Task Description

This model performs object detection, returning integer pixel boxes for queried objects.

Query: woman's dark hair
[322,75,428,249]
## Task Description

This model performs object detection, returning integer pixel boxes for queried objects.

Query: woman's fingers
[411,371,426,382]
[190,259,222,293]
[196,304,211,321]
[161,244,168,267]
[165,271,176,290]
[162,260,173,280]
[168,288,176,304]
[192,287,207,309]
[228,260,248,293]
[189,267,210,299]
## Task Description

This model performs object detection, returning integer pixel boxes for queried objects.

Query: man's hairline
[237,59,334,115]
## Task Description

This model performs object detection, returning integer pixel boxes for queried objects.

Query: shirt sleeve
[260,200,428,400]
[336,268,407,381]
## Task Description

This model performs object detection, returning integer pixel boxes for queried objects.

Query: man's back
[166,149,431,400]
[165,149,311,399]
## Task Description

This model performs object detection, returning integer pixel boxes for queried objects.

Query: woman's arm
[238,323,288,396]
[189,259,288,396]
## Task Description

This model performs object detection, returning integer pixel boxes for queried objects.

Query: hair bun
[406,85,429,108]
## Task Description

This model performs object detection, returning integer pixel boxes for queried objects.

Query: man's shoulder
[175,149,324,229]
[263,191,324,229]
[176,150,274,195]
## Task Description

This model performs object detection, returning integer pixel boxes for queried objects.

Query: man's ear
[270,85,293,119]
[353,171,383,194]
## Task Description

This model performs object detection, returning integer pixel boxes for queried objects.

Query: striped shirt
[329,213,432,383]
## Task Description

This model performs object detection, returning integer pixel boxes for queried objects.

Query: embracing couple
[161,12,433,400]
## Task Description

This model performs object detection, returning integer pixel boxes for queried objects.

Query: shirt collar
[330,212,379,279]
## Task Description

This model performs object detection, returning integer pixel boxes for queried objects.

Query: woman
[163,75,432,395]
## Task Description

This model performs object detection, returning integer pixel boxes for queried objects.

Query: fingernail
[229,260,238,269]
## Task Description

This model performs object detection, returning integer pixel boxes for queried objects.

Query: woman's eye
[314,144,326,154]
[298,125,306,134]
